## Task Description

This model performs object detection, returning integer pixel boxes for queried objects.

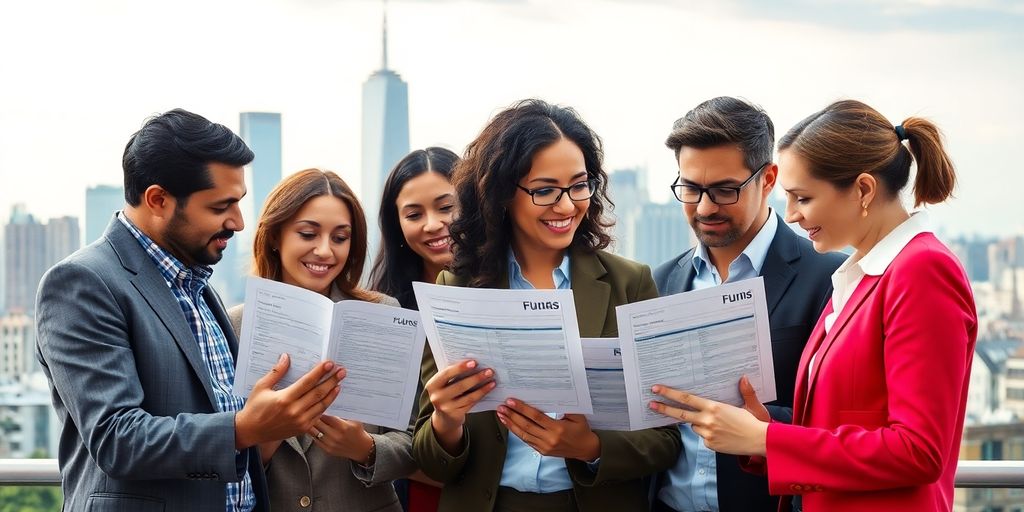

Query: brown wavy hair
[251,168,384,302]
[449,99,614,288]
[778,99,956,207]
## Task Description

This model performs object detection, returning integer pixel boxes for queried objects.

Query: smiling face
[778,149,862,253]
[677,145,773,251]
[277,194,353,296]
[509,137,590,258]
[162,162,246,267]
[395,171,456,274]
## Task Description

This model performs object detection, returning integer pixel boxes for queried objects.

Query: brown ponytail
[779,100,957,207]
[900,117,956,206]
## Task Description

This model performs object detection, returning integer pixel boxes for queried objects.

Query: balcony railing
[2,459,1024,487]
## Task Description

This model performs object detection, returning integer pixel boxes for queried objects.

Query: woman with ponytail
[649,100,977,511]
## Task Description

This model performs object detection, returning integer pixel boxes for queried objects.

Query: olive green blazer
[412,248,682,511]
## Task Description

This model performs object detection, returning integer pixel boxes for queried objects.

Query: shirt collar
[855,210,931,276]
[117,211,213,290]
[691,209,779,276]
[507,248,571,289]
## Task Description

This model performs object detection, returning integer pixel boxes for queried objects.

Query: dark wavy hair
[123,108,253,207]
[369,147,460,309]
[449,99,613,288]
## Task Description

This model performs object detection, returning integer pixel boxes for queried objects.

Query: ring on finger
[312,429,324,440]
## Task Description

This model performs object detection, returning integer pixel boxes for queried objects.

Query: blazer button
[791,484,802,491]
[299,495,311,507]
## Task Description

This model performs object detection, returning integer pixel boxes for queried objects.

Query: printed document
[616,277,775,429]
[581,338,631,431]
[234,277,426,430]
[412,282,593,414]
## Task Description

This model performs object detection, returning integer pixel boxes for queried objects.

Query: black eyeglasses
[516,179,597,206]
[670,163,768,205]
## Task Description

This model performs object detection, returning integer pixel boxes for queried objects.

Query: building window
[982,440,1004,460]
[1008,388,1024,400]
[1009,369,1024,379]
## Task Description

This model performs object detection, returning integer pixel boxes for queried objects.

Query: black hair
[369,147,460,308]
[123,108,254,206]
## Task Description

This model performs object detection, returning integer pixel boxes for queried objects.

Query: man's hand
[234,353,345,449]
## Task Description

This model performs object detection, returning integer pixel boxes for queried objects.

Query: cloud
[651,0,1024,34]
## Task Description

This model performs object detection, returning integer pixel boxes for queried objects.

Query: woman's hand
[424,359,496,454]
[497,399,600,461]
[649,376,769,456]
[310,415,375,464]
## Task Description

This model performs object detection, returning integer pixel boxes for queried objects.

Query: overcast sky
[1,0,1022,237]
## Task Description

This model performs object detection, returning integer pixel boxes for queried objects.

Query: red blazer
[759,233,977,511]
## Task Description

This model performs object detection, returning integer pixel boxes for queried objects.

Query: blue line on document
[436,319,561,331]
[635,315,755,342]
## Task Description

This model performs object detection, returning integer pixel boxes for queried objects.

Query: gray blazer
[652,216,844,512]
[228,288,416,512]
[34,218,269,512]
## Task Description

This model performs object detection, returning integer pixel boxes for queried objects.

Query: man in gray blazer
[652,97,844,512]
[35,109,344,512]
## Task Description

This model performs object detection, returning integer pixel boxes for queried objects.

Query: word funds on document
[617,277,776,430]
[413,282,593,415]
[233,276,427,430]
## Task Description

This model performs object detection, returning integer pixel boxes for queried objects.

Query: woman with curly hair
[412,99,682,512]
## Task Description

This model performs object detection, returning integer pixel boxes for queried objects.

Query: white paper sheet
[580,338,631,431]
[234,276,427,430]
[412,282,593,414]
[616,277,776,430]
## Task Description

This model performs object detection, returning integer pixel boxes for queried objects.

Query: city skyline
[1,0,1022,238]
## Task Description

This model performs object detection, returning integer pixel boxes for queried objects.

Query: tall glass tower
[240,112,283,222]
[361,2,409,254]
[85,184,124,245]
[215,112,283,306]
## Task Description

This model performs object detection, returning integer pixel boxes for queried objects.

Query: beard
[690,213,742,248]
[164,210,233,267]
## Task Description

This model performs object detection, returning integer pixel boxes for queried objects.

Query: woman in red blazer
[649,99,977,512]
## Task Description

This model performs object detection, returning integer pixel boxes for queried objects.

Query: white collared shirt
[809,211,931,377]
[824,211,932,333]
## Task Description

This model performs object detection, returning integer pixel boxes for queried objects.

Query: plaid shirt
[118,212,255,512]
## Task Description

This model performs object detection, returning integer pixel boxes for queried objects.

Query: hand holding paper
[425,359,497,454]
[496,399,601,461]
[648,376,769,456]
[234,354,345,449]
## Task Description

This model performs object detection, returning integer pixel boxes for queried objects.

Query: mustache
[210,231,234,242]
[693,214,731,224]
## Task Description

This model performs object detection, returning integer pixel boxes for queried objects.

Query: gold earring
[861,203,868,218]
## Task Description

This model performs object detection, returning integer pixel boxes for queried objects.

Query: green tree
[0,486,62,512]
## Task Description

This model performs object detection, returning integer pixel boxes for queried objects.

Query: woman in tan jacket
[230,168,416,511]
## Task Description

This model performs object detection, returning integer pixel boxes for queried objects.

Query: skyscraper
[3,205,45,314]
[215,112,284,305]
[85,184,124,244]
[607,168,650,260]
[240,112,283,222]
[361,3,409,252]
[633,201,692,268]
[0,312,33,383]
[45,216,80,269]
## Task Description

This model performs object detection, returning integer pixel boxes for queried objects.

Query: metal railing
[2,459,1024,487]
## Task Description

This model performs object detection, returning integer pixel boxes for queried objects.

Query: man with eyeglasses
[651,97,843,512]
